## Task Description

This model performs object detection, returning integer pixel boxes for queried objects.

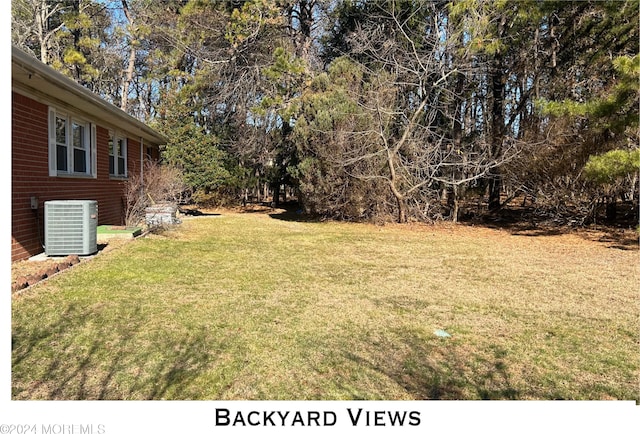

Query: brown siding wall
[11,91,155,262]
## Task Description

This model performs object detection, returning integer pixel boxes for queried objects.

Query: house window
[54,114,67,171]
[48,107,95,177]
[109,131,127,177]
[72,121,88,173]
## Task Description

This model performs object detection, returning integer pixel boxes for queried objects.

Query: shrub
[124,160,189,227]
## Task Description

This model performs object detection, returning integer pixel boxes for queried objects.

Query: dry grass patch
[12,210,639,400]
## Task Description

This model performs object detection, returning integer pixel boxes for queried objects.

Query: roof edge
[12,46,166,145]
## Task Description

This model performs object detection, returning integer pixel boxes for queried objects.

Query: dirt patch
[11,255,81,293]
[11,239,130,293]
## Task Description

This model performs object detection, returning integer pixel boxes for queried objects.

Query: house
[11,46,166,262]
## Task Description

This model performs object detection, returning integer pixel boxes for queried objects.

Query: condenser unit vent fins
[44,200,98,256]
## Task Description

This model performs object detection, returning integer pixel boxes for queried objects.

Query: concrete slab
[27,253,51,262]
[97,225,142,242]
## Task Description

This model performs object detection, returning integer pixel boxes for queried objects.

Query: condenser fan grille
[44,200,98,256]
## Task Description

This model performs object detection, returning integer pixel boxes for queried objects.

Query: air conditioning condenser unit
[44,200,98,256]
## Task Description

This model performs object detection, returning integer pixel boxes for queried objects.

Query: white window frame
[108,130,128,178]
[48,107,96,177]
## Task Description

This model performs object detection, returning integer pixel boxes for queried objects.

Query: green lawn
[11,211,639,400]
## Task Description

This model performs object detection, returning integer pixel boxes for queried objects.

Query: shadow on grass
[341,329,520,400]
[12,304,218,400]
[461,207,639,251]
[180,207,221,217]
[505,225,639,251]
[268,202,325,223]
[14,304,520,400]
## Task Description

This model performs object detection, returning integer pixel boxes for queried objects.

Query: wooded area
[12,0,639,225]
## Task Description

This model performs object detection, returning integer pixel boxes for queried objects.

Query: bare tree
[120,0,136,112]
[124,160,189,227]
[11,0,67,64]
[296,2,517,223]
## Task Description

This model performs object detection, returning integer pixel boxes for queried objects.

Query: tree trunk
[385,147,407,223]
[451,185,459,223]
[488,18,506,212]
[271,183,280,207]
[605,198,617,222]
[289,0,315,65]
[122,45,136,112]
[393,191,407,224]
[488,170,502,211]
[121,0,136,112]
[36,1,48,64]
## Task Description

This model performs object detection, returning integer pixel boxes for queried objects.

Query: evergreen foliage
[160,120,230,194]
[584,150,640,185]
